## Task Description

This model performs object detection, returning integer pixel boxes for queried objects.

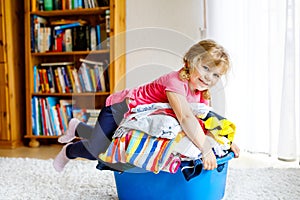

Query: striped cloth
[99,130,183,173]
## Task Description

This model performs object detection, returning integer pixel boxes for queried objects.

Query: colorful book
[77,69,86,92]
[72,108,88,122]
[89,68,96,92]
[44,100,54,136]
[85,109,101,126]
[64,29,72,52]
[40,98,48,136]
[71,68,82,93]
[48,66,56,93]
[90,26,97,50]
[61,66,72,93]
[46,97,62,136]
[93,65,102,91]
[44,0,53,11]
[60,101,73,132]
[54,22,82,31]
[38,69,45,93]
[80,63,93,92]
[53,68,62,93]
[33,65,38,93]
[31,97,39,135]
[42,69,50,93]
[96,24,102,49]
[57,67,66,93]
[98,64,106,92]
[55,103,65,133]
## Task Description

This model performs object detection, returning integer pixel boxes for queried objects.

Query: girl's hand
[202,149,217,170]
[230,142,240,158]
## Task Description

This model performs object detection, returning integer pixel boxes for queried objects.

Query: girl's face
[189,63,224,92]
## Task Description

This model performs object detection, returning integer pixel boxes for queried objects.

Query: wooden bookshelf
[24,0,126,147]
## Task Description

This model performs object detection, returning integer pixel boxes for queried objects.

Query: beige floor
[0,144,63,160]
[0,144,299,168]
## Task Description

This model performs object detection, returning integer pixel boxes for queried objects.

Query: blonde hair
[179,39,231,100]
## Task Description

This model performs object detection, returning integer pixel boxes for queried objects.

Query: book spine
[59,102,68,131]
[42,69,50,93]
[55,104,65,133]
[89,68,96,92]
[45,27,52,52]
[47,68,55,93]
[54,68,62,93]
[96,25,102,49]
[30,16,35,52]
[90,26,97,50]
[93,65,102,91]
[38,0,45,11]
[85,26,90,51]
[77,69,86,92]
[44,0,53,11]
[73,0,78,9]
[80,63,92,92]
[78,0,83,8]
[87,0,92,8]
[68,0,73,9]
[40,98,48,136]
[31,97,38,135]
[66,65,76,93]
[54,22,81,31]
[61,66,72,93]
[37,97,43,135]
[57,67,66,93]
[45,99,55,136]
[71,69,82,93]
[64,29,72,52]
[51,105,62,136]
[53,0,62,10]
[33,65,38,93]
[55,31,64,52]
[98,64,106,92]
[49,66,56,93]
[76,26,87,51]
[38,69,45,93]
[62,0,67,10]
[83,0,89,8]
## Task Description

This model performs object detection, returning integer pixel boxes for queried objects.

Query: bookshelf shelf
[32,92,110,97]
[24,135,59,139]
[32,49,109,56]
[24,0,126,147]
[31,7,109,17]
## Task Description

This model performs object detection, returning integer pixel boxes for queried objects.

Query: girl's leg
[58,118,94,143]
[53,99,128,172]
[74,100,129,158]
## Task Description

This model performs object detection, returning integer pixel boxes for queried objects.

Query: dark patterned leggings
[66,99,128,160]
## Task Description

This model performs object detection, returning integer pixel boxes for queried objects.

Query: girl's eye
[202,66,209,71]
[213,73,220,78]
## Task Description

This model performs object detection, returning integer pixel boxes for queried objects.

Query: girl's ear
[183,58,189,68]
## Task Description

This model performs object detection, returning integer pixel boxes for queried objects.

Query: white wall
[125,0,204,88]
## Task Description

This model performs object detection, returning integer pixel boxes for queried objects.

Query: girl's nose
[204,74,211,82]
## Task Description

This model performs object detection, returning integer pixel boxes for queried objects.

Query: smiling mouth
[199,78,208,86]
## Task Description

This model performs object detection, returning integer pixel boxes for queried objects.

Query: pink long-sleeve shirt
[106,70,208,112]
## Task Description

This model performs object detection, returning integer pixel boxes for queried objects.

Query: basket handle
[216,151,235,165]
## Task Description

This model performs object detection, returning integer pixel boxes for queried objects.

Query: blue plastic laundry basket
[114,152,234,200]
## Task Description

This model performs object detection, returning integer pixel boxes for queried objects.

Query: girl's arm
[230,142,240,158]
[166,91,217,170]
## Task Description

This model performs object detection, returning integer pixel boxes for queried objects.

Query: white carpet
[0,157,299,200]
